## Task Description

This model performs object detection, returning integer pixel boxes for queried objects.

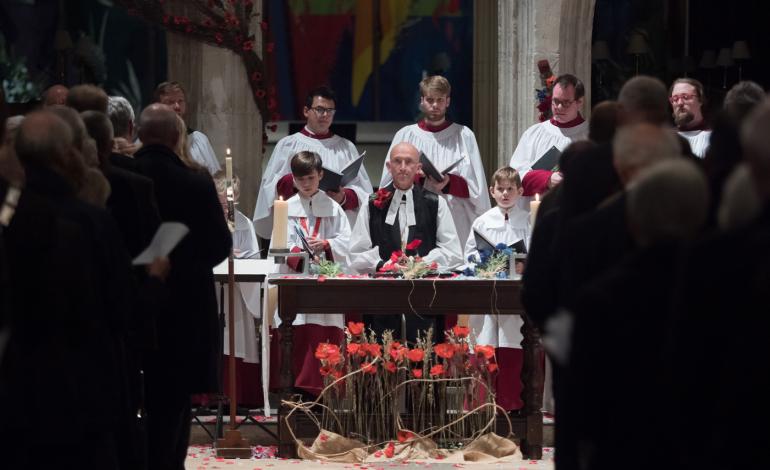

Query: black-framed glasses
[310,106,336,116]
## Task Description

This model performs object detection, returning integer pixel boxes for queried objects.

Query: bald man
[42,84,68,107]
[133,103,231,470]
[348,142,463,340]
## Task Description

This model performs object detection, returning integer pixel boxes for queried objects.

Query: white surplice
[509,119,589,210]
[379,123,490,245]
[253,131,373,238]
[216,210,261,363]
[678,129,711,158]
[347,186,464,274]
[269,191,351,328]
[464,206,531,349]
[189,130,222,175]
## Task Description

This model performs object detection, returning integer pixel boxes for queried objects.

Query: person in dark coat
[134,103,231,470]
[562,159,708,470]
[81,110,161,258]
[9,110,139,468]
[670,99,770,470]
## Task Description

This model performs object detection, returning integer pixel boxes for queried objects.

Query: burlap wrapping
[297,430,523,463]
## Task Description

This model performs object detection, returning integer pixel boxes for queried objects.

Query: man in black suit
[134,103,231,470]
[81,110,161,258]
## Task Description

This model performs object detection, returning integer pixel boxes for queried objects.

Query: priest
[379,75,489,244]
[253,86,373,238]
[349,142,463,339]
[509,74,589,202]
[670,77,711,158]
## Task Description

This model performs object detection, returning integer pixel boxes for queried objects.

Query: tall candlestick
[272,196,288,249]
[530,193,541,227]
[225,148,232,184]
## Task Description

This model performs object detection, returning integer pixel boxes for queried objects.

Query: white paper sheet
[132,222,189,265]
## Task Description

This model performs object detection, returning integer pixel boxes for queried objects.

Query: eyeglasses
[310,106,336,116]
[552,98,575,108]
[669,93,697,104]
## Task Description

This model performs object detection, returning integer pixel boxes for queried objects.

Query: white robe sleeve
[509,125,539,180]
[463,219,480,265]
[189,131,222,175]
[421,197,463,270]
[347,202,383,274]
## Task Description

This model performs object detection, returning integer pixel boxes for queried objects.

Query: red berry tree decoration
[116,0,279,125]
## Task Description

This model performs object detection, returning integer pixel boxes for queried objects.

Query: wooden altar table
[269,276,544,459]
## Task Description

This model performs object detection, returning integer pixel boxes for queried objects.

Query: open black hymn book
[318,151,366,192]
[419,152,465,182]
[474,229,527,255]
[531,145,562,172]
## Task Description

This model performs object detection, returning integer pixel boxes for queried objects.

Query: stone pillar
[474,0,595,169]
[166,4,264,218]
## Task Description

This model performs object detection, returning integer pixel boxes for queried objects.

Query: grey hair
[108,96,135,138]
[612,123,680,186]
[626,159,708,246]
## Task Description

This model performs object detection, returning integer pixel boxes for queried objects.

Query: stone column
[474,0,595,169]
[166,4,264,218]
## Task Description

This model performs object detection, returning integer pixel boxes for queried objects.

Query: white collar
[385,187,416,227]
[287,191,334,217]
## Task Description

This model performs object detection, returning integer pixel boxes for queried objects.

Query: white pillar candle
[530,193,541,227]
[272,196,288,249]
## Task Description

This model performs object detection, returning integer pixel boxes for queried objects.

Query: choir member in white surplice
[670,78,711,158]
[155,81,222,175]
[464,167,531,410]
[253,86,372,238]
[268,151,352,394]
[510,74,589,208]
[349,142,463,341]
[379,75,489,245]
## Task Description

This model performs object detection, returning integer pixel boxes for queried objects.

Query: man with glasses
[379,75,490,244]
[670,78,711,158]
[509,74,589,204]
[253,86,373,239]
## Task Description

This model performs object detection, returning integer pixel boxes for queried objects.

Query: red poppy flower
[475,344,495,360]
[347,321,364,335]
[430,364,445,376]
[406,348,424,362]
[405,239,422,251]
[434,342,455,359]
[397,430,415,443]
[365,343,382,358]
[452,325,470,338]
[412,369,423,378]
[384,442,395,458]
[388,342,406,362]
[346,343,361,355]
[242,40,253,51]
[371,188,392,209]
[384,361,397,373]
[361,362,377,374]
[487,362,499,373]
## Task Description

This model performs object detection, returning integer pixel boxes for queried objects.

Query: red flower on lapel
[371,188,393,209]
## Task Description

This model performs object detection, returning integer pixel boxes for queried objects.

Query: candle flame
[226,147,231,156]
[535,193,540,201]
[279,196,283,201]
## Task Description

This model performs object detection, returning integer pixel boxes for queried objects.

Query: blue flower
[462,267,476,277]
[479,249,492,264]
[467,254,478,264]
[495,243,508,250]
[495,271,508,279]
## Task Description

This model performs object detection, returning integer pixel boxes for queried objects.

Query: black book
[318,151,366,192]
[531,145,562,171]
[419,152,465,181]
[473,229,528,254]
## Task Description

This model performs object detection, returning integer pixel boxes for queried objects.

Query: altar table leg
[277,287,298,458]
[521,312,544,459]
